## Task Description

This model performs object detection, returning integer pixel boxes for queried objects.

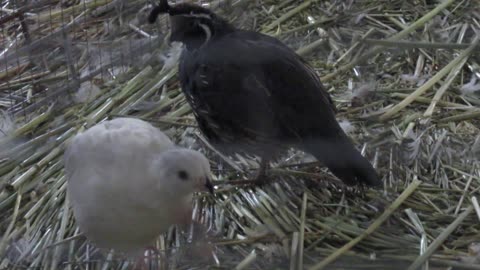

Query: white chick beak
[197,177,214,194]
[205,177,214,194]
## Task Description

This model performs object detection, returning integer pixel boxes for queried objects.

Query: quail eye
[177,170,189,181]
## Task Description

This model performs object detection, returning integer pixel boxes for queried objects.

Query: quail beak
[205,177,214,194]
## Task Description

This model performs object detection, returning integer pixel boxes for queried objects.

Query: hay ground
[1,0,480,269]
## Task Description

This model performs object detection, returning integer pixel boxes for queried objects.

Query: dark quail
[148,1,381,187]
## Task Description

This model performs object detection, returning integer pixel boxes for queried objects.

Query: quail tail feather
[304,139,381,187]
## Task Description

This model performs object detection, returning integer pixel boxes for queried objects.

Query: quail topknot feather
[148,1,381,187]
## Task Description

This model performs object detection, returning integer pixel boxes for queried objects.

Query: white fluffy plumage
[64,117,212,254]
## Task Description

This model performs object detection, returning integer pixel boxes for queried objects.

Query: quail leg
[253,158,272,185]
[133,246,163,270]
[185,221,216,263]
[220,157,274,187]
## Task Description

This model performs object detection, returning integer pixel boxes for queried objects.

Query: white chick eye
[177,170,189,181]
